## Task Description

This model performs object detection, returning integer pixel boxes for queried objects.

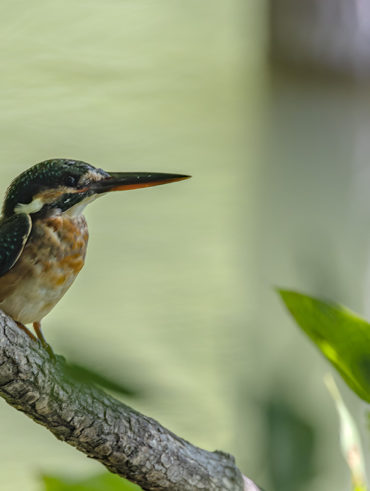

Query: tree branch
[0,311,261,491]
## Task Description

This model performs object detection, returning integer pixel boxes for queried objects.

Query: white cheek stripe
[14,197,44,215]
[14,190,104,217]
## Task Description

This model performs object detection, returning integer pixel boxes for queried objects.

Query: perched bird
[0,159,189,354]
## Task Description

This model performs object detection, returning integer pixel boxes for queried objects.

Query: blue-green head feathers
[2,159,108,217]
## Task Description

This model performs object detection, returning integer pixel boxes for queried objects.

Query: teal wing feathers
[0,213,32,277]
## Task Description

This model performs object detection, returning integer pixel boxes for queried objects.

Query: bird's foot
[33,322,55,360]
[16,322,37,341]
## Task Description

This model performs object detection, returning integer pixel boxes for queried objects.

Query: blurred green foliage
[279,290,370,490]
[41,472,142,491]
[279,290,370,402]
[325,375,367,491]
[61,360,141,398]
[260,396,316,491]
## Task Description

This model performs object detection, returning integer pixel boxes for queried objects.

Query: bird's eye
[64,176,77,187]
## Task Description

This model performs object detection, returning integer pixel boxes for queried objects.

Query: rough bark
[0,311,260,491]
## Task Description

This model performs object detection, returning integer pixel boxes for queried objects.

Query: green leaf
[41,472,142,491]
[279,290,370,402]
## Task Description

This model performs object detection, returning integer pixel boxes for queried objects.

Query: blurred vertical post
[238,1,370,489]
[270,0,370,79]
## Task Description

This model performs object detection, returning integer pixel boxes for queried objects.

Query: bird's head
[2,159,190,218]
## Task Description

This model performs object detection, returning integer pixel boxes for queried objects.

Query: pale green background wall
[0,1,360,490]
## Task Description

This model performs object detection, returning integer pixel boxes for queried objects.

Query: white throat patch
[64,194,100,217]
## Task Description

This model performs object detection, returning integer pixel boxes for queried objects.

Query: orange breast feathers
[0,214,90,324]
[28,215,89,284]
[42,215,89,272]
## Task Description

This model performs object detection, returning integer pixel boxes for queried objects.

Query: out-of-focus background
[0,1,370,490]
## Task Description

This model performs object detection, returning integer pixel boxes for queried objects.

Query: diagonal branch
[0,311,261,491]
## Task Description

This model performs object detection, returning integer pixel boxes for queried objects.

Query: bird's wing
[0,213,32,277]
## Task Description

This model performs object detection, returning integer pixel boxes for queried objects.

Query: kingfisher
[0,158,189,355]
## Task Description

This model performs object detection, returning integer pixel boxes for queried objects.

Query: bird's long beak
[91,172,191,194]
